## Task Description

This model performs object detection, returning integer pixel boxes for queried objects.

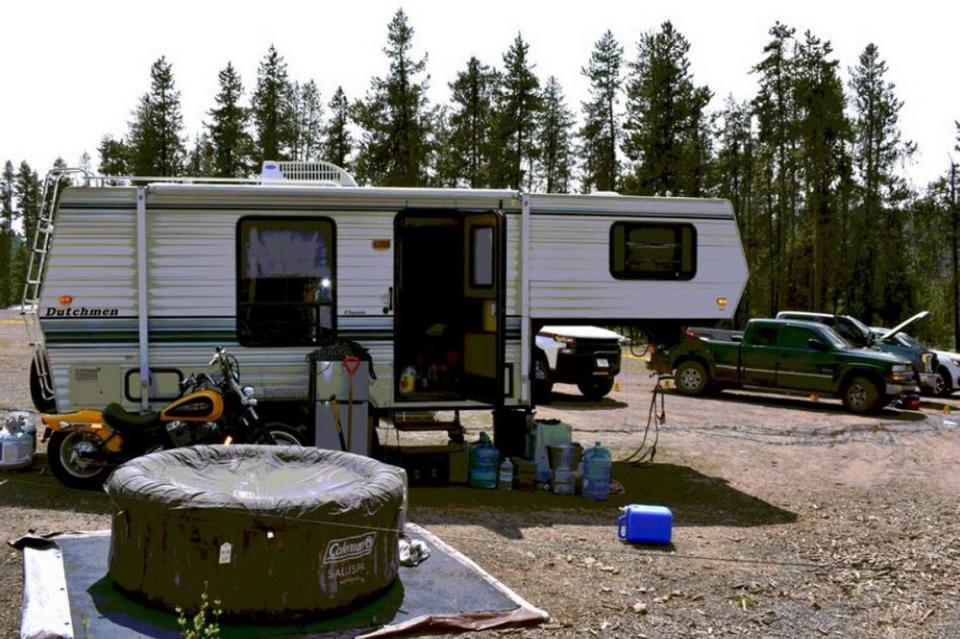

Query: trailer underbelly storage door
[394,210,504,405]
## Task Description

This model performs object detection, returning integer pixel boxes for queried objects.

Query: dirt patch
[2,314,960,637]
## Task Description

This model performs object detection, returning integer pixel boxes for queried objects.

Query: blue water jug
[582,442,612,500]
[469,432,500,489]
[618,505,673,545]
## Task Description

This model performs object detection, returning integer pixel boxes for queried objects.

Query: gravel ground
[2,309,959,638]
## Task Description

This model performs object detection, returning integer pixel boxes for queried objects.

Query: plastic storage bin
[617,505,673,545]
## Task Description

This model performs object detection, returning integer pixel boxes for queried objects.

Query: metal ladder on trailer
[20,168,92,402]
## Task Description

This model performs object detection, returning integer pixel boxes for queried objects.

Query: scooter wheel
[47,431,114,490]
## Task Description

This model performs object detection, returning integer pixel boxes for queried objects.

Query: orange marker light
[59,295,73,305]
[224,436,233,446]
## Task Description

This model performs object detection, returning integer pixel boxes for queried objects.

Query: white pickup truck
[533,326,624,402]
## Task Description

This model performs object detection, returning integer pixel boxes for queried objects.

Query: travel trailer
[23,162,748,438]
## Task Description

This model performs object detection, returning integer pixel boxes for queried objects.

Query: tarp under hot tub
[14,525,549,638]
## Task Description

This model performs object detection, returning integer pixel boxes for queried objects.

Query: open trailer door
[460,211,506,406]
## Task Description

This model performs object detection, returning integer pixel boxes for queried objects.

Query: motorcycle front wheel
[47,431,114,490]
[258,422,308,446]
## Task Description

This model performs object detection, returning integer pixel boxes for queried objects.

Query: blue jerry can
[617,505,673,545]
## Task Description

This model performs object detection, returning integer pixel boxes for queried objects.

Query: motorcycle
[41,347,305,489]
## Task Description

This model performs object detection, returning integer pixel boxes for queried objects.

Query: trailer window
[471,226,494,288]
[609,222,696,280]
[237,217,335,346]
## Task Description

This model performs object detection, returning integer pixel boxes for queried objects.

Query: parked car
[534,326,623,401]
[776,311,939,393]
[650,318,919,413]
[930,347,960,397]
[868,327,960,397]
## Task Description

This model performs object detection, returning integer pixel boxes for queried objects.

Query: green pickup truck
[650,319,919,413]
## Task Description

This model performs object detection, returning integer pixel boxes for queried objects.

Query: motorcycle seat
[102,403,160,431]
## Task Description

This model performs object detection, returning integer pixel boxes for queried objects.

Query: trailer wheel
[675,360,709,396]
[30,358,56,413]
[843,376,881,413]
[577,378,615,401]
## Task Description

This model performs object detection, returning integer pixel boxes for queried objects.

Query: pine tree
[127,56,187,176]
[536,76,575,193]
[751,22,799,314]
[354,9,433,186]
[622,21,712,197]
[207,62,253,177]
[0,161,14,307]
[98,135,129,175]
[251,45,296,164]
[490,34,541,189]
[187,133,216,176]
[322,86,353,169]
[448,56,498,187]
[429,107,459,187]
[714,97,757,317]
[292,80,324,162]
[14,162,41,289]
[847,42,914,320]
[579,30,623,192]
[793,32,848,312]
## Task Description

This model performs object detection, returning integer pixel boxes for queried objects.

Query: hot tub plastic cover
[105,445,406,619]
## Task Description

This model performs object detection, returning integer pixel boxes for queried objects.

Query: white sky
[2,0,958,187]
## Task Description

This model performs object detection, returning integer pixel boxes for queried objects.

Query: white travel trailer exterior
[24,163,748,430]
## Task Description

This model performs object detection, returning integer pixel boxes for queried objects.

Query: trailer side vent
[261,161,358,187]
[72,367,99,383]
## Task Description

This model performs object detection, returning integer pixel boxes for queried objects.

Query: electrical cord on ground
[622,374,668,467]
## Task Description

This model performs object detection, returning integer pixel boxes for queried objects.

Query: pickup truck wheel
[532,356,553,405]
[675,361,709,396]
[843,376,881,413]
[577,378,615,401]
[935,367,953,397]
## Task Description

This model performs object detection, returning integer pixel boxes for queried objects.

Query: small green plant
[176,581,222,639]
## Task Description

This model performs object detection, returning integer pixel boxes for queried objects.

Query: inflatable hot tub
[105,445,406,619]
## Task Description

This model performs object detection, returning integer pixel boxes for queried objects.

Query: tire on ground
[47,431,114,490]
[577,377,615,400]
[936,366,953,397]
[262,421,309,446]
[675,360,709,396]
[842,375,882,413]
[532,354,553,405]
